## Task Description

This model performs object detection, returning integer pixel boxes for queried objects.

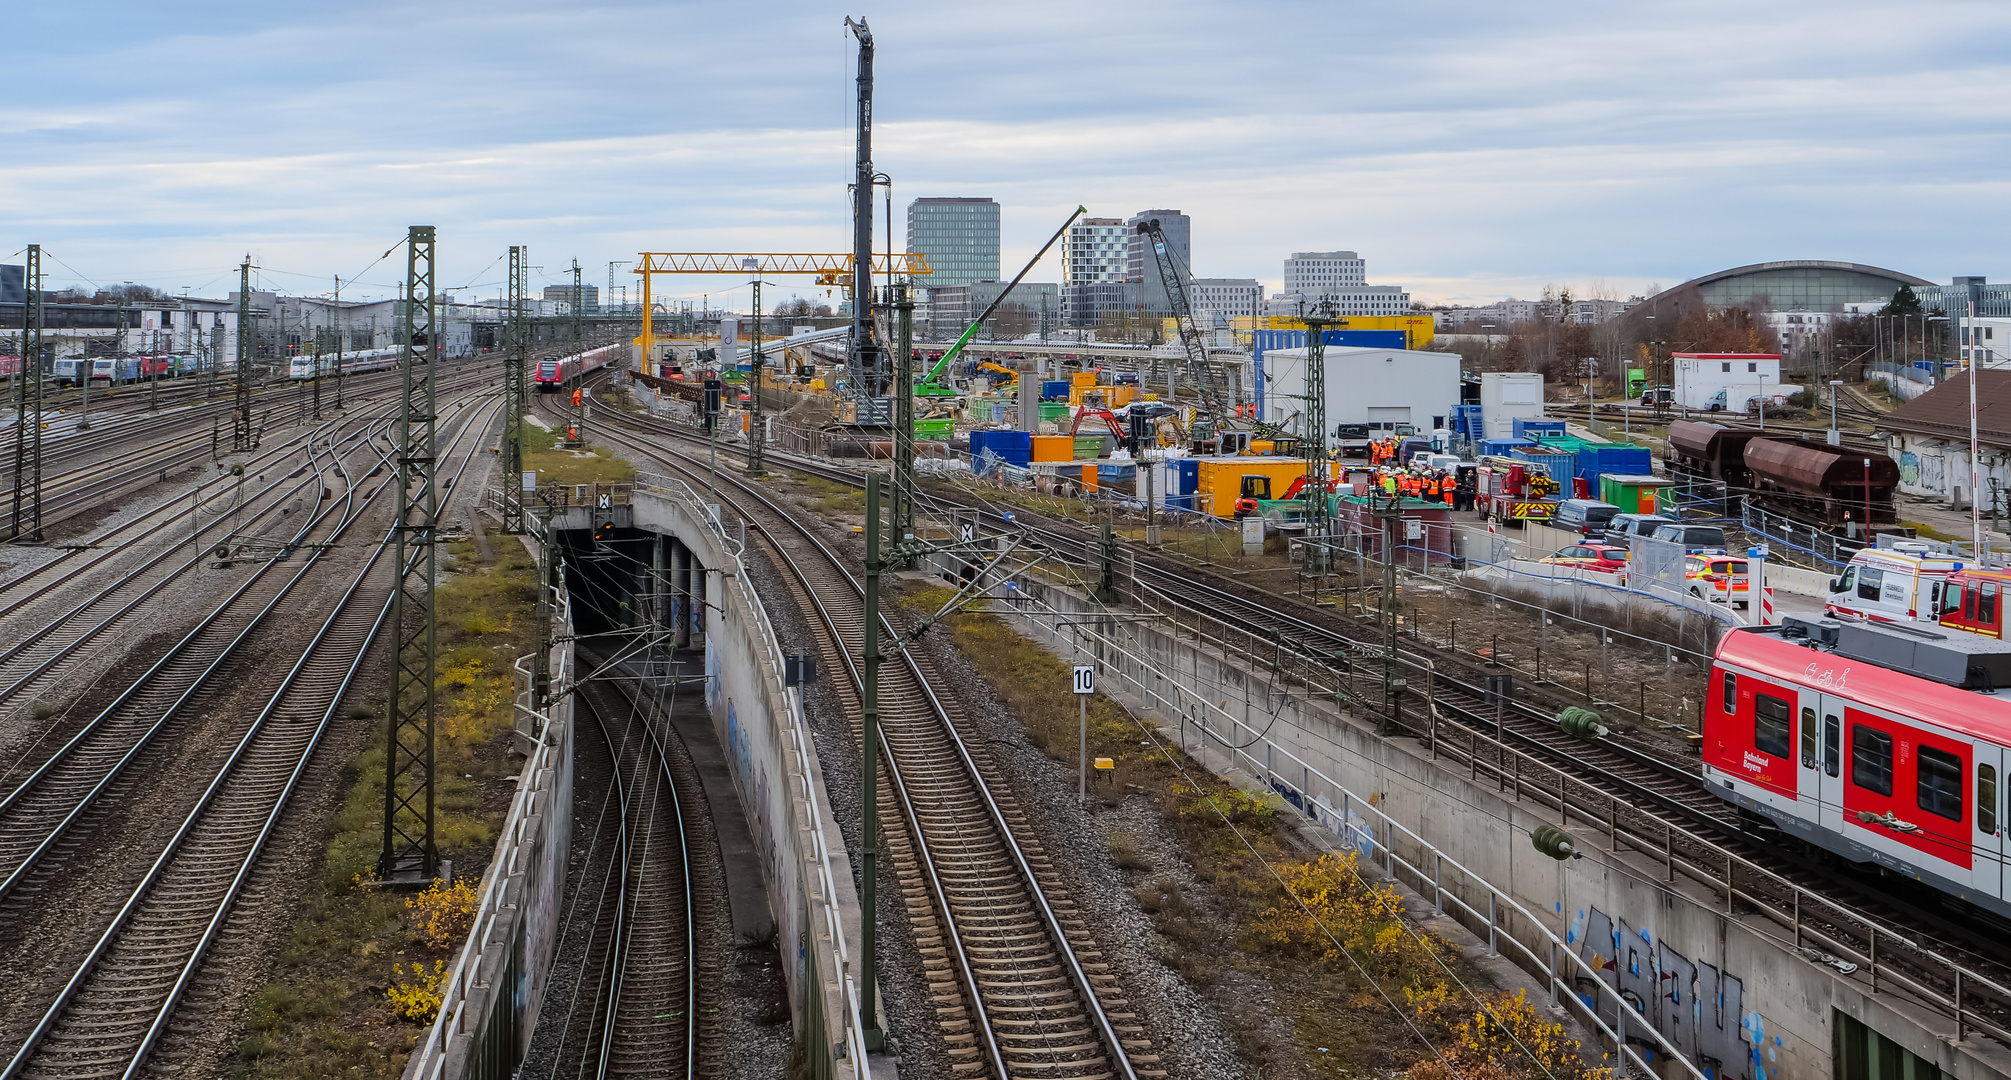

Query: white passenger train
[288,348,405,380]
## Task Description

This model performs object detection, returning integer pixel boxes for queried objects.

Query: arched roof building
[1642,260,1931,313]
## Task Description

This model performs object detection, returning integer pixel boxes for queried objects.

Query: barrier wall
[407,564,576,1080]
[958,555,2011,1080]
[630,473,875,1078]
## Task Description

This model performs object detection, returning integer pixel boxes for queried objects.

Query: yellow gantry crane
[633,251,931,363]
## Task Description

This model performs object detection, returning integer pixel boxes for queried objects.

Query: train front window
[1917,746,1963,822]
[1852,726,1893,797]
[1981,766,1998,835]
[1754,693,1792,759]
[1982,583,1999,626]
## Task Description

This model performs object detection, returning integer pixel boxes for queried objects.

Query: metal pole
[845,17,878,398]
[894,283,916,551]
[233,259,256,451]
[334,275,345,410]
[860,473,884,1047]
[749,275,766,476]
[504,247,529,533]
[1079,692,1089,805]
[10,246,44,543]
[1970,300,1984,557]
[380,225,441,884]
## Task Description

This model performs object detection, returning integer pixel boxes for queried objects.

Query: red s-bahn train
[534,345,619,392]
[1704,616,2011,916]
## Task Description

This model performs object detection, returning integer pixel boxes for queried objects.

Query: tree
[1883,284,1924,318]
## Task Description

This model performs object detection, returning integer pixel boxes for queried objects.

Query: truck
[1475,455,1560,522]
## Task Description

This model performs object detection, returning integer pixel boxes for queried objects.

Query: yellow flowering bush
[406,878,479,951]
[387,961,448,1023]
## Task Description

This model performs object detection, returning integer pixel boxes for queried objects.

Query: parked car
[1685,555,1750,607]
[1543,543,1630,575]
[1552,498,1622,537]
[1639,386,1674,407]
[1648,523,1729,553]
[1603,512,1675,546]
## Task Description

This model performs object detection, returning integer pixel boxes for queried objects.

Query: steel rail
[0,392,501,1078]
[583,404,1140,1080]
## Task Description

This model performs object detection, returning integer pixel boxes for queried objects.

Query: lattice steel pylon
[9,245,43,543]
[1301,306,1341,577]
[232,259,257,451]
[380,225,441,884]
[503,246,529,534]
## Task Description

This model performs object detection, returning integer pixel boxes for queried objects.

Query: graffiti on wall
[1570,907,1783,1080]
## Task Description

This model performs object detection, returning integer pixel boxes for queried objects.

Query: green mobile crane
[914,205,1085,397]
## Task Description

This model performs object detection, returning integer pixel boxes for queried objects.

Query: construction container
[914,418,953,440]
[1042,380,1071,400]
[1038,402,1070,424]
[1478,437,1533,457]
[1531,436,1654,483]
[1508,446,1577,481]
[1599,473,1678,514]
[1166,459,1200,512]
[1073,434,1111,459]
[1108,385,1140,408]
[1030,434,1074,463]
[1514,417,1566,440]
[1072,371,1100,388]
[969,429,1030,470]
[1195,457,1309,519]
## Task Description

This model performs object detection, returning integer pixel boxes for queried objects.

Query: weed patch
[231,531,539,1077]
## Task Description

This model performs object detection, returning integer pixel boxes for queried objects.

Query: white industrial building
[1479,372,1545,440]
[1672,352,1794,413]
[1258,346,1462,436]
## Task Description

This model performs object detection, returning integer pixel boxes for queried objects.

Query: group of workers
[1365,464,1478,511]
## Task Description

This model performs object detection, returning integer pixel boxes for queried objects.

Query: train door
[1977,744,2005,902]
[1794,697,1824,830]
[1814,697,1847,837]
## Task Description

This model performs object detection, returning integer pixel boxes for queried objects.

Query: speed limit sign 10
[1072,665,1095,695]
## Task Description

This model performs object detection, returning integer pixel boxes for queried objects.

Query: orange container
[1030,435,1074,463]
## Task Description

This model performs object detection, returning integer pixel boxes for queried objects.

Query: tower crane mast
[1137,218,1233,437]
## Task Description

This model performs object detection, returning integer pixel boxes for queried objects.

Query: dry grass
[898,582,1603,1078]
[232,534,539,1077]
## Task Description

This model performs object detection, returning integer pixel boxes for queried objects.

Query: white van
[1825,543,1963,623]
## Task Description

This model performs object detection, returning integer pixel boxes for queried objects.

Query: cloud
[5,0,2010,307]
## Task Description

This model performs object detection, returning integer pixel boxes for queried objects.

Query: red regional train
[534,345,619,393]
[1704,616,2011,916]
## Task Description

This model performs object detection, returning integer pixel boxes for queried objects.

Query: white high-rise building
[1271,249,1409,316]
[1063,217,1128,284]
[1283,251,1366,293]
[1190,279,1262,320]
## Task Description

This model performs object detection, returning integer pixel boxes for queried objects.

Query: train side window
[1917,746,1964,822]
[1856,567,1884,602]
[1754,694,1792,758]
[1852,726,1893,797]
[1982,583,1999,626]
[1720,671,1737,714]
[1799,707,1818,766]
[1980,765,1998,835]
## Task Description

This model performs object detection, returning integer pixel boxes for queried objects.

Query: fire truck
[1476,455,1560,523]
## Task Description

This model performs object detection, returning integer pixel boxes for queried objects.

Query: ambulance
[1824,542,1963,624]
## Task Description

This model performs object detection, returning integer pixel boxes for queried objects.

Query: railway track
[0,389,502,1077]
[577,395,1154,1080]
[555,673,709,1079]
[598,392,2011,1051]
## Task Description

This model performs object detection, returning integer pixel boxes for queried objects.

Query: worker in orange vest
[571,387,583,407]
[1442,473,1456,508]
[1424,475,1441,501]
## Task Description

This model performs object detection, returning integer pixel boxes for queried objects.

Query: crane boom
[1137,217,1232,432]
[917,205,1086,394]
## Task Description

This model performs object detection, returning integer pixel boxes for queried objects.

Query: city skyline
[4,0,2006,308]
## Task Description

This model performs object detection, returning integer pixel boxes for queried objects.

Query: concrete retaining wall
[632,475,876,1077]
[957,553,2011,1080]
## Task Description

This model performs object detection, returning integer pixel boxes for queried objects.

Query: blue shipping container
[970,430,1031,472]
[1513,417,1566,440]
[1477,438,1532,458]
[1167,458,1200,511]
[1042,380,1071,400]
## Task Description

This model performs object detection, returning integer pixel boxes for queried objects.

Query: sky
[5,0,2009,309]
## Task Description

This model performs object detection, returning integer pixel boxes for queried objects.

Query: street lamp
[1828,379,1843,446]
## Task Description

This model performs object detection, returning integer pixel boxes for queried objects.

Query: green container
[1039,402,1069,423]
[913,418,953,439]
[1073,434,1108,459]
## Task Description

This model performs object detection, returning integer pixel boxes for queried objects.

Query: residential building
[907,197,1000,287]
[1063,217,1128,284]
[1190,278,1262,320]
